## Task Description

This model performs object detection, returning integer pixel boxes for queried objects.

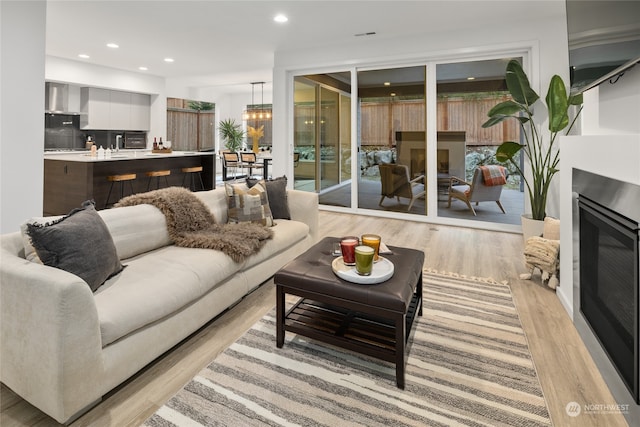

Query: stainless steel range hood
[45,82,81,115]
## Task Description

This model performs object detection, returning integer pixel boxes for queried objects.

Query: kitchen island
[43,150,215,215]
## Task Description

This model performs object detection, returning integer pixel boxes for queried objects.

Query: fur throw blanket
[114,187,273,262]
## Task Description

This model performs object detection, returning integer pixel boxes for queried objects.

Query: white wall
[557,64,640,317]
[580,65,640,135]
[1,1,46,233]
[191,87,273,152]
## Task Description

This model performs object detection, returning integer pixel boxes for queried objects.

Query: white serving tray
[332,256,394,284]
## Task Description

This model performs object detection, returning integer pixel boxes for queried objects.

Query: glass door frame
[292,74,352,195]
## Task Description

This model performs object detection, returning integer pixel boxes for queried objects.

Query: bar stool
[181,166,204,191]
[145,170,171,190]
[105,173,136,208]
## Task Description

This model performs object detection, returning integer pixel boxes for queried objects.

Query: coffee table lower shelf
[279,293,421,388]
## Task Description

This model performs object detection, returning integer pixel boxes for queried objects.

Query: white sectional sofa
[0,186,318,424]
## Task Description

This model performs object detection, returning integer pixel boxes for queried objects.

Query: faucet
[115,135,122,152]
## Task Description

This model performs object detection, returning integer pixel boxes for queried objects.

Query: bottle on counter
[106,146,112,158]
[97,145,105,159]
[153,137,158,150]
[90,144,97,157]
[158,137,164,149]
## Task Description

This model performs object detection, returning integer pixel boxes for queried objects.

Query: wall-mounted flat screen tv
[566,0,640,94]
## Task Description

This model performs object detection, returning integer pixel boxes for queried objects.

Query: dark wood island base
[43,152,215,215]
[275,237,424,389]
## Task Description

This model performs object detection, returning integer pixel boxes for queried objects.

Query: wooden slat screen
[360,94,518,147]
[166,98,215,151]
[437,94,517,146]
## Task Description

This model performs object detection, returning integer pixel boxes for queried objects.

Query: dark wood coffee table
[275,236,424,388]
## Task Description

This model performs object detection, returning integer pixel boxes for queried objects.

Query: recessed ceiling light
[384,82,391,86]
[106,43,119,48]
[78,54,90,59]
[274,14,288,23]
[467,76,476,80]
[164,58,174,63]
[139,66,148,71]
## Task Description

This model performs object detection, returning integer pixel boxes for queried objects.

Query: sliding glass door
[435,58,524,225]
[293,74,352,206]
[293,77,316,192]
[357,66,427,215]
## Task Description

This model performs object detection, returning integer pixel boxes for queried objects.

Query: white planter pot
[521,214,544,243]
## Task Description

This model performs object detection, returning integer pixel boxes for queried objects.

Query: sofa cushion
[98,204,172,259]
[25,201,124,292]
[225,181,274,226]
[241,219,310,270]
[95,245,243,346]
[246,176,291,220]
[193,188,228,223]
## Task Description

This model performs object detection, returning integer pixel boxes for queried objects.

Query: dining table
[257,153,273,179]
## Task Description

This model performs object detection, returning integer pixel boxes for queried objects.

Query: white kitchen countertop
[44,150,214,162]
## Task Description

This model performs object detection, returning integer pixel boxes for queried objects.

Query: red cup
[340,236,359,265]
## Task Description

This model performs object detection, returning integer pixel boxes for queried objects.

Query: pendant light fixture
[242,82,271,121]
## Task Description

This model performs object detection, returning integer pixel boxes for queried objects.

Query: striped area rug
[143,270,551,427]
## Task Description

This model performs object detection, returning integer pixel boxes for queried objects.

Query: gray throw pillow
[247,176,291,220]
[26,201,124,292]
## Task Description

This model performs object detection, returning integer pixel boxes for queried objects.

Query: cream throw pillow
[543,216,560,241]
[225,180,274,227]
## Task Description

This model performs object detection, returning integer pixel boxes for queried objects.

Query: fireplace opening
[578,194,639,402]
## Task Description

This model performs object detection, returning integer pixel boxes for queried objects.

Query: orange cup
[361,234,381,261]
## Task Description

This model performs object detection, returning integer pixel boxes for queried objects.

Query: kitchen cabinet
[81,88,150,131]
[130,92,150,130]
[81,87,111,129]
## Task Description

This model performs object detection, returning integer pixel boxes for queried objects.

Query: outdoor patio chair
[447,165,507,215]
[378,163,425,211]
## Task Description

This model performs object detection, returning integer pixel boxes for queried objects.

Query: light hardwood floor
[1,211,630,427]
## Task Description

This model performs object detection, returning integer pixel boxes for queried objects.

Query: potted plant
[482,60,583,233]
[219,118,244,152]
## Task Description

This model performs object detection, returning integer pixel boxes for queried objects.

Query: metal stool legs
[181,166,204,191]
[105,173,136,209]
[146,170,171,191]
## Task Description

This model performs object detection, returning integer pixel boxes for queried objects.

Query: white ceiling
[45,0,562,92]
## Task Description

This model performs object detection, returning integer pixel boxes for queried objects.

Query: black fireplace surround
[573,169,640,406]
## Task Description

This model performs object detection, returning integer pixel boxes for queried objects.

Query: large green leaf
[569,92,583,106]
[482,115,507,128]
[505,60,539,107]
[486,100,524,117]
[495,141,523,162]
[546,75,569,132]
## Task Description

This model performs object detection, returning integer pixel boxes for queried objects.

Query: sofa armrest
[286,189,319,243]
[0,246,103,423]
